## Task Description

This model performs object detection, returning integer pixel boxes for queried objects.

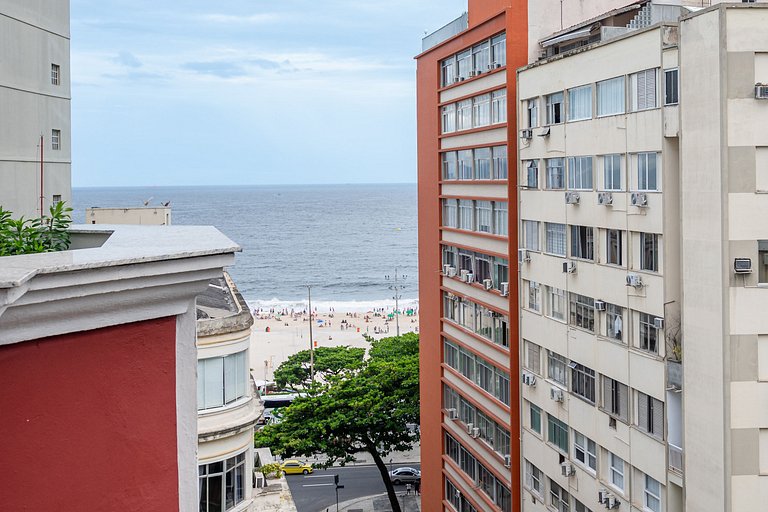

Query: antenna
[385,267,408,337]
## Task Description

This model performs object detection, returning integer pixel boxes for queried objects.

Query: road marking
[302,483,335,487]
[304,475,334,479]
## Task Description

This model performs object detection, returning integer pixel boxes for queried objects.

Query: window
[472,40,490,74]
[568,85,592,121]
[444,339,459,368]
[548,351,568,387]
[574,500,594,512]
[546,92,564,124]
[491,89,507,124]
[573,431,597,472]
[570,225,594,261]
[547,286,567,321]
[546,158,565,189]
[457,99,472,130]
[607,229,623,266]
[491,33,506,67]
[529,403,542,434]
[474,148,491,179]
[442,104,456,133]
[545,222,566,256]
[638,312,660,354]
[644,474,662,512]
[571,363,596,403]
[523,220,539,251]
[641,233,659,272]
[525,460,543,497]
[664,68,679,106]
[458,150,473,180]
[198,452,246,512]
[568,156,593,190]
[474,94,491,127]
[527,280,541,312]
[475,201,492,233]
[51,129,61,150]
[547,415,569,453]
[442,151,457,180]
[525,160,538,188]
[631,68,657,111]
[458,200,473,229]
[493,202,508,236]
[443,199,457,228]
[525,341,541,374]
[526,98,539,128]
[441,57,456,87]
[52,194,62,205]
[760,241,768,284]
[602,376,629,422]
[569,293,595,332]
[597,76,625,116]
[457,50,471,81]
[603,154,622,191]
[492,146,508,179]
[549,479,570,512]
[446,478,479,512]
[609,453,625,491]
[198,351,248,410]
[637,152,658,191]
[606,303,624,341]
[51,63,60,85]
[637,391,664,440]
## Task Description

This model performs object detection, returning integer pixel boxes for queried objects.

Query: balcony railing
[669,443,683,474]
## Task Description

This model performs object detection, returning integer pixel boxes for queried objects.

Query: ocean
[72,184,418,311]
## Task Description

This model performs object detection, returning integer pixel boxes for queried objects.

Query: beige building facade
[0,0,71,218]
[86,206,172,225]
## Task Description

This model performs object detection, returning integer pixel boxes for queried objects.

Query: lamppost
[385,267,407,337]
[307,285,314,382]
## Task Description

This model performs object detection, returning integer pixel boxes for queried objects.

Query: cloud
[114,51,142,68]
[249,58,282,70]
[199,13,278,25]
[182,61,247,78]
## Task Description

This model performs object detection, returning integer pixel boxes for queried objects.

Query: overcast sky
[70,0,467,187]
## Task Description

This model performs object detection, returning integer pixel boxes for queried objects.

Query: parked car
[388,467,421,484]
[280,460,313,475]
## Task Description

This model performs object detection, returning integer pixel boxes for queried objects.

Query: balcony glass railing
[669,443,683,474]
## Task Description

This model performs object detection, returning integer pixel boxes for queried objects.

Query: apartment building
[0,1,71,218]
[418,1,768,512]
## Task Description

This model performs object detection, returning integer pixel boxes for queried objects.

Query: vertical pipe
[40,134,44,216]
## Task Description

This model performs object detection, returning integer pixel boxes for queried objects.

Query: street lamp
[385,267,407,337]
[306,285,314,382]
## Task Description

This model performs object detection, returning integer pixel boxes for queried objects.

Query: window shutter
[637,72,646,109]
[638,393,649,431]
[646,69,657,108]
[652,397,665,438]
[619,383,629,421]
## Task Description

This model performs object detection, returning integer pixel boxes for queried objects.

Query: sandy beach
[249,306,419,383]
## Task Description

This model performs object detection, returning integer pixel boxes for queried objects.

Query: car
[279,459,313,475]
[388,466,421,485]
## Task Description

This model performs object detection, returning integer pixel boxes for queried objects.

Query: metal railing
[669,443,683,474]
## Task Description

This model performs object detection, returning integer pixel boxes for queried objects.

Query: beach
[249,306,419,383]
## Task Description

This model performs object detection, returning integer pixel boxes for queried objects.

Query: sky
[70,0,467,187]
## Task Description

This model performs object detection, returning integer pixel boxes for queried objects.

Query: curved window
[198,350,248,410]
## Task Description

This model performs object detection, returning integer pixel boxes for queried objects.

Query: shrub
[0,201,72,256]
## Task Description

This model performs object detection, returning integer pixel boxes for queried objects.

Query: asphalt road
[286,463,421,512]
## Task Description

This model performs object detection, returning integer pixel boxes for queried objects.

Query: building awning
[541,26,595,48]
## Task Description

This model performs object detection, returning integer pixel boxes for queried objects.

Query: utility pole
[307,285,314,382]
[385,267,407,337]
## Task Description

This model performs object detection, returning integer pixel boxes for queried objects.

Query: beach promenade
[249,307,419,383]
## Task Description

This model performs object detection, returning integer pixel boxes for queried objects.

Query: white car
[388,467,421,485]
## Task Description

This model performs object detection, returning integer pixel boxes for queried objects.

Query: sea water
[72,184,418,311]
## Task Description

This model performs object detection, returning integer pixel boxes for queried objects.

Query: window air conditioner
[504,455,511,468]
[597,192,613,206]
[734,258,752,274]
[500,282,509,296]
[448,266,457,277]
[460,269,469,281]
[654,317,664,329]
[755,83,768,99]
[469,71,476,77]
[495,63,502,69]
[560,462,575,477]
[565,191,580,205]
[520,128,533,140]
[453,77,461,84]
[465,272,475,284]
[550,386,564,402]
[483,278,493,290]
[521,371,536,387]
[598,489,609,504]
[518,249,530,264]
[631,192,648,207]
[471,427,480,438]
[446,408,458,420]
[563,261,577,274]
[626,273,643,288]
[466,423,474,435]
[595,300,606,311]
[442,264,451,275]
[606,495,620,509]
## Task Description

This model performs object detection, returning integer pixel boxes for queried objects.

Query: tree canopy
[272,345,366,390]
[255,333,419,512]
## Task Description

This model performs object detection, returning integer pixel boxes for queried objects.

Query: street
[286,463,421,512]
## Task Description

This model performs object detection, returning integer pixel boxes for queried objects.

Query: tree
[255,333,419,512]
[0,201,72,256]
[272,345,366,390]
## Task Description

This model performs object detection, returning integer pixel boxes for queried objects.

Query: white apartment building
[517,3,767,512]
[0,1,71,218]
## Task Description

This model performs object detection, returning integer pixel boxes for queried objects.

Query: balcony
[668,443,683,474]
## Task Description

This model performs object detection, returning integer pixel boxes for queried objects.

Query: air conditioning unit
[460,269,469,281]
[465,272,475,284]
[453,77,461,84]
[626,273,643,288]
[518,248,531,263]
[595,300,606,311]
[563,261,577,274]
[654,317,664,329]
[471,427,480,438]
[483,278,493,290]
[550,386,564,402]
[597,192,614,205]
[598,489,609,504]
[631,192,648,207]
[500,282,509,296]
[734,258,753,274]
[469,71,477,77]
[446,408,458,420]
[520,128,533,139]
[442,264,451,275]
[521,371,536,387]
[466,423,474,435]
[565,191,580,204]
[755,83,768,99]
[504,455,511,468]
[560,462,575,477]
[606,495,620,509]
[495,63,502,69]
[447,266,457,277]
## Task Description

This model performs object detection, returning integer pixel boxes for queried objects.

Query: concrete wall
[86,207,173,226]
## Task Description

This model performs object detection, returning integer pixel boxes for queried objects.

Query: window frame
[637,152,658,191]
[567,84,593,122]
[640,232,659,272]
[51,63,61,86]
[546,158,565,190]
[631,68,658,111]
[547,414,569,454]
[601,376,629,423]
[597,76,625,117]
[545,91,564,125]
[568,156,594,190]
[603,154,622,191]
[547,351,568,387]
[644,474,662,512]
[570,225,595,261]
[545,222,566,256]
[638,312,660,354]
[569,293,595,332]
[606,229,623,266]
[664,68,679,106]
[571,363,596,404]
[608,452,625,492]
[51,129,61,150]
[573,431,597,473]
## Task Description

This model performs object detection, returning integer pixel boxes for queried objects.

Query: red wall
[0,317,180,511]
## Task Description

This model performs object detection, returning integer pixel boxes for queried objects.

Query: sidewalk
[304,442,420,468]
[320,492,421,512]
[252,477,298,512]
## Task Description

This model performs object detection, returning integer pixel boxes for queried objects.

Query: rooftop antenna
[143,197,153,206]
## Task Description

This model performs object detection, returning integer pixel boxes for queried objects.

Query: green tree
[255,333,419,512]
[0,202,72,256]
[273,345,366,390]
